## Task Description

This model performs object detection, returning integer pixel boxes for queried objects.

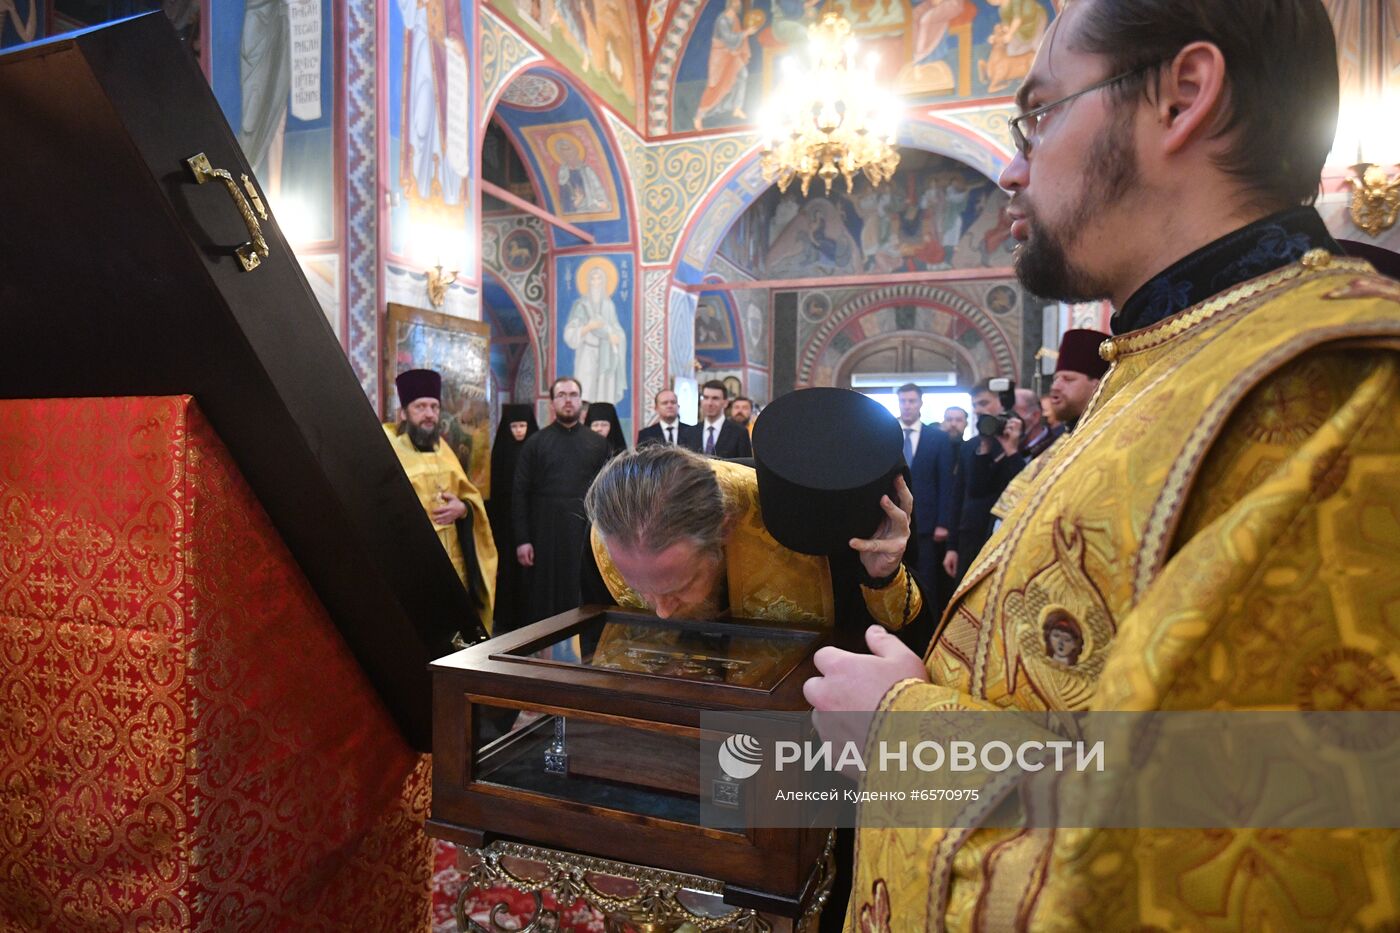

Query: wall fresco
[669,0,1055,133]
[718,149,1012,277]
[486,0,641,124]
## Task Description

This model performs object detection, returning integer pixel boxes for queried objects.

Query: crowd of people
[388,371,763,640]
[405,342,1109,646]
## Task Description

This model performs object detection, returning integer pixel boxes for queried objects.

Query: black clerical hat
[585,401,618,423]
[500,403,537,428]
[753,387,905,556]
[395,368,441,406]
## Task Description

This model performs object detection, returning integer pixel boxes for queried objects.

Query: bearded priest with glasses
[802,1,1400,929]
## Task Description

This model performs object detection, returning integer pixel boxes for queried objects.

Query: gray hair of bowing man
[585,445,729,561]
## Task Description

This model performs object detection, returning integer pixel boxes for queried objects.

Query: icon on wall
[562,256,628,405]
[521,119,621,223]
[695,295,735,351]
[501,228,540,273]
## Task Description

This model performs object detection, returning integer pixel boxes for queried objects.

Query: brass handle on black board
[186,153,271,272]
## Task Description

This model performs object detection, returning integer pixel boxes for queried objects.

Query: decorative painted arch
[832,330,984,387]
[667,116,1013,285]
[647,0,707,134]
[480,269,541,392]
[479,10,545,128]
[482,63,642,418]
[796,285,1019,387]
[485,65,637,251]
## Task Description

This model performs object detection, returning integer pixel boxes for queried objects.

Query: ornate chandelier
[758,11,902,197]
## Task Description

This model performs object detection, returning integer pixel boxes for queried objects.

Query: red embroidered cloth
[0,397,432,930]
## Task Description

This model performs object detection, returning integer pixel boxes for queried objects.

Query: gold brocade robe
[850,253,1400,931]
[590,458,922,627]
[384,425,498,632]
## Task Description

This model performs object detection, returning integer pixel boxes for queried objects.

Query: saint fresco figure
[237,0,291,191]
[551,0,595,71]
[980,0,1048,92]
[766,200,862,277]
[769,0,820,46]
[549,132,609,214]
[398,0,466,205]
[911,0,966,65]
[564,258,627,405]
[695,300,729,348]
[897,0,966,92]
[692,0,762,130]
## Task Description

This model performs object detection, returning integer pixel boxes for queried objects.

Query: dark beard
[555,411,579,427]
[1014,105,1139,302]
[404,420,441,451]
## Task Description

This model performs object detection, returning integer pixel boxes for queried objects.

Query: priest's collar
[1112,206,1341,336]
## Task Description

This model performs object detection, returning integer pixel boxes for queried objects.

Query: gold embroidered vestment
[384,425,498,631]
[590,458,923,627]
[850,255,1400,930]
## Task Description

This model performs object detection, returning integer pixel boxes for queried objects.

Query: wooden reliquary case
[429,606,833,914]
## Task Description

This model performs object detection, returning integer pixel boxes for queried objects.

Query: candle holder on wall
[1347,162,1400,237]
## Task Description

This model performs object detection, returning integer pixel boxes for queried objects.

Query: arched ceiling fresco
[652,0,1061,135]
[491,66,635,248]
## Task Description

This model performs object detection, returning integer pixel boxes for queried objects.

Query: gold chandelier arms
[757,11,902,198]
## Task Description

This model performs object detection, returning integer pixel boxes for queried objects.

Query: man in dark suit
[636,388,700,449]
[936,404,969,609]
[896,383,954,649]
[697,380,752,458]
[944,379,1026,584]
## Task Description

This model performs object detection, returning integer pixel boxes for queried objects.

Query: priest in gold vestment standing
[804,1,1400,928]
[385,369,498,633]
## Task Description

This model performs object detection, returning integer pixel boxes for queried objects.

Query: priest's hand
[849,474,913,581]
[517,543,535,567]
[432,493,468,526]
[804,626,929,756]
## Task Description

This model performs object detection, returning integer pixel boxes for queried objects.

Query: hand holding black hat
[848,474,914,582]
[754,388,908,558]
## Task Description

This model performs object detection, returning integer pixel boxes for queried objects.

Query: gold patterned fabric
[0,397,433,931]
[589,458,922,627]
[383,424,498,633]
[849,255,1400,931]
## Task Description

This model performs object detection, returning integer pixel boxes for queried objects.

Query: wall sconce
[1331,76,1399,237]
[426,263,457,308]
[1347,162,1400,236]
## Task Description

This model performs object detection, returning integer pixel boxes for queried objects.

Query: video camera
[975,377,1020,438]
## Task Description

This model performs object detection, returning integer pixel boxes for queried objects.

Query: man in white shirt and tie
[636,388,700,449]
[897,382,955,644]
[696,380,752,459]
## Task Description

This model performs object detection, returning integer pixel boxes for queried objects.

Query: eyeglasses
[1008,65,1152,157]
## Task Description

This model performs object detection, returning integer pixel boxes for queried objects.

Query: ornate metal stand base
[454,833,836,933]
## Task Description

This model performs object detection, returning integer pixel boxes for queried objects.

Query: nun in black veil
[583,401,627,459]
[487,403,539,634]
